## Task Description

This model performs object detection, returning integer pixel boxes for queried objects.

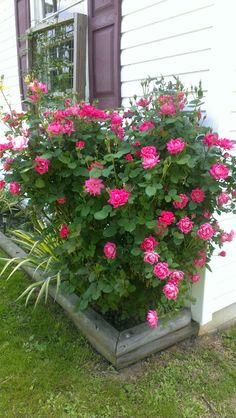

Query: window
[27,13,87,97]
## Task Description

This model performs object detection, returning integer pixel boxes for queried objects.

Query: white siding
[121,0,215,106]
[0,0,21,119]
[121,0,236,326]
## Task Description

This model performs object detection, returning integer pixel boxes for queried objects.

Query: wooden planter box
[0,231,199,368]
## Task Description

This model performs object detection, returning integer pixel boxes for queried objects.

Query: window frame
[26,13,87,98]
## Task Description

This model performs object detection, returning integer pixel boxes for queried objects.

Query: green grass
[0,265,236,417]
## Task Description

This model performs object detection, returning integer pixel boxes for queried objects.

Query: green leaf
[145,186,156,197]
[176,155,191,165]
[103,223,117,237]
[89,167,102,178]
[58,154,70,164]
[146,220,156,229]
[102,166,114,177]
[131,247,142,256]
[94,205,112,220]
[129,168,142,178]
[35,178,45,188]
[81,206,90,217]
[68,162,77,169]
[74,167,89,177]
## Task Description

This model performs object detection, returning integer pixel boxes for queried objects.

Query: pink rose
[47,121,64,135]
[9,182,21,194]
[166,138,186,154]
[142,155,160,169]
[191,273,201,283]
[203,133,218,147]
[232,190,236,197]
[108,189,131,208]
[140,146,157,158]
[146,310,158,327]
[111,112,123,125]
[64,99,71,107]
[153,262,170,279]
[104,242,117,259]
[11,135,29,151]
[0,180,5,189]
[209,163,229,180]
[190,188,206,203]
[139,121,154,132]
[62,120,74,136]
[159,102,176,116]
[177,216,193,234]
[125,153,133,161]
[173,194,188,209]
[140,235,158,251]
[217,138,234,150]
[218,251,226,257]
[220,230,235,243]
[60,224,69,238]
[163,282,179,300]
[84,178,104,196]
[76,140,85,149]
[117,126,125,140]
[34,157,50,175]
[169,270,184,282]
[144,251,160,265]
[56,197,66,204]
[158,211,175,227]
[194,249,206,266]
[197,223,215,240]
[137,98,150,108]
[217,192,230,205]
[203,210,212,219]
[88,161,104,171]
[3,158,13,171]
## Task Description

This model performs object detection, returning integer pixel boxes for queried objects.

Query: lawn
[0,265,235,417]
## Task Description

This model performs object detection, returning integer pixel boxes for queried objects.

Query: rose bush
[1,77,236,327]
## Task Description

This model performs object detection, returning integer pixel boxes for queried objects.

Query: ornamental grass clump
[0,77,236,327]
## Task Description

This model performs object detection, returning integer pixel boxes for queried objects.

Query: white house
[0,0,235,332]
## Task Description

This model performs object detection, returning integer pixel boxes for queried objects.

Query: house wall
[121,0,236,327]
[0,0,21,123]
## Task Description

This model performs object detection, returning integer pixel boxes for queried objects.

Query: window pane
[30,19,74,92]
[42,0,57,18]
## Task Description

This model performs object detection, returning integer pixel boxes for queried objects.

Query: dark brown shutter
[15,0,30,100]
[88,0,121,109]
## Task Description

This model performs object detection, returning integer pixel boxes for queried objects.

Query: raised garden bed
[0,231,199,368]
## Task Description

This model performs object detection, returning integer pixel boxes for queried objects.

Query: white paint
[0,0,21,137]
[121,0,236,326]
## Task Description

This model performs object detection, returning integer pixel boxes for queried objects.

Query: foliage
[0,76,236,323]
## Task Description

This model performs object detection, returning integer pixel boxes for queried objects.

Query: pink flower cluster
[190,188,205,203]
[84,178,104,196]
[173,194,188,209]
[139,121,154,132]
[140,146,160,169]
[177,216,193,234]
[158,211,175,227]
[197,223,215,240]
[104,242,117,259]
[108,189,131,208]
[166,138,186,154]
[34,157,50,174]
[220,230,235,243]
[210,163,229,180]
[203,133,234,150]
[146,310,158,327]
